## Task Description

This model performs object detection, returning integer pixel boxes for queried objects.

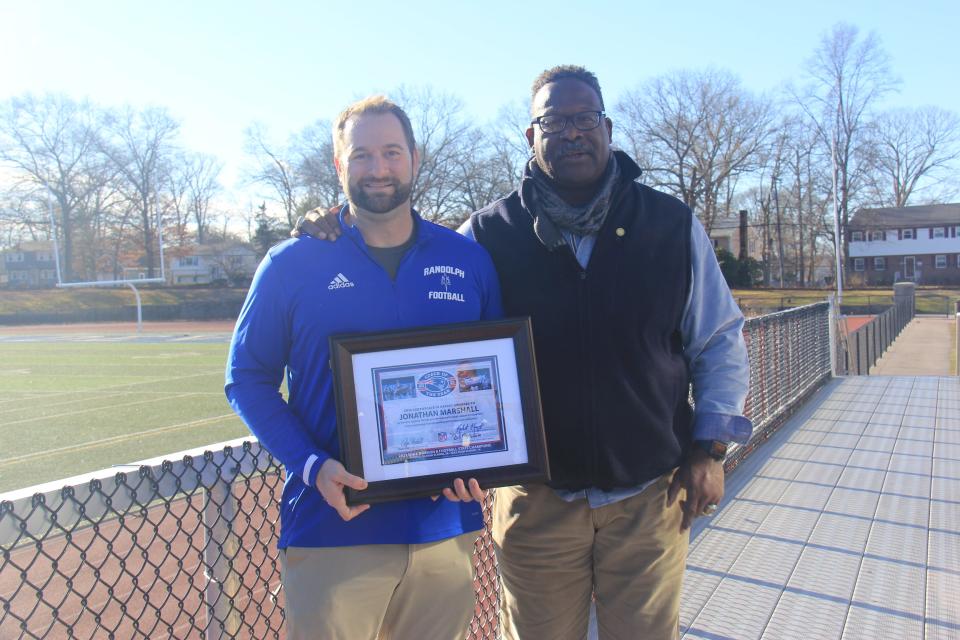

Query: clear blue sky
[1,0,956,204]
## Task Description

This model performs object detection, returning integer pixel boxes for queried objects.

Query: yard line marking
[0,391,132,416]
[0,414,239,465]
[0,392,207,428]
[0,370,221,404]
[0,388,223,396]
[0,390,222,417]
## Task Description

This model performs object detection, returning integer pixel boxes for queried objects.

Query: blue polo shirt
[225,212,503,548]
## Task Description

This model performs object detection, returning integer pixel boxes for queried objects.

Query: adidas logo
[327,273,355,290]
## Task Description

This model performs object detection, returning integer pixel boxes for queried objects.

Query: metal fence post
[828,294,839,376]
[857,331,870,376]
[203,465,243,640]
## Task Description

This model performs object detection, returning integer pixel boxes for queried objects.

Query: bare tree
[452,128,516,221]
[863,106,960,206]
[243,123,299,228]
[165,156,192,248]
[185,152,223,244]
[796,23,899,279]
[492,99,533,179]
[72,168,125,280]
[616,69,773,234]
[0,94,105,280]
[100,106,181,278]
[290,120,340,213]
[393,86,472,224]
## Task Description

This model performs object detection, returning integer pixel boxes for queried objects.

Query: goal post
[47,198,167,333]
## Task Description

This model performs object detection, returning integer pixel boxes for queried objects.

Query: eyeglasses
[530,110,605,134]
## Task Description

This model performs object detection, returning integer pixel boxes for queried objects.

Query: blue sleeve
[681,217,753,444]
[225,253,330,489]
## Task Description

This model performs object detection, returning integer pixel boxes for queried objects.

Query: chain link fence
[1,303,834,639]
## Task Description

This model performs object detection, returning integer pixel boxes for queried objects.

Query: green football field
[0,341,253,493]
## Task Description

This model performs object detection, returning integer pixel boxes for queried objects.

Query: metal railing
[837,301,914,375]
[1,303,835,639]
[726,302,833,469]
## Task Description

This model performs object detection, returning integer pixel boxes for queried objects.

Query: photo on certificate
[373,356,508,466]
[330,317,549,505]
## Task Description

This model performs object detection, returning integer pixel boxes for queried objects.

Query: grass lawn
[731,286,960,315]
[0,341,251,492]
[0,287,248,315]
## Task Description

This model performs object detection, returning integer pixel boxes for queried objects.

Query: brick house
[1,241,58,288]
[847,203,960,286]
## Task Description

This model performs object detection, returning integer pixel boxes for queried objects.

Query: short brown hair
[332,95,417,159]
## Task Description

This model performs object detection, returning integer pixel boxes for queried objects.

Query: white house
[847,203,960,286]
[1,241,58,288]
[168,242,257,286]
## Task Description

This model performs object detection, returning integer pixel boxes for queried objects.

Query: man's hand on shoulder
[316,458,370,521]
[291,205,346,241]
[667,449,724,531]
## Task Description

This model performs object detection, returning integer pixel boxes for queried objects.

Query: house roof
[1,240,55,253]
[849,203,960,228]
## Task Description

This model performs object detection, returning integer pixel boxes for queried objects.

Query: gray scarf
[524,154,620,250]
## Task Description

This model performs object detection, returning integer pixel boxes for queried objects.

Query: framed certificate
[330,317,549,505]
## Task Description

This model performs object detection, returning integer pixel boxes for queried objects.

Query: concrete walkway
[871,317,957,376]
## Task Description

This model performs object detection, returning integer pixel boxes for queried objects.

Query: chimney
[738,209,748,260]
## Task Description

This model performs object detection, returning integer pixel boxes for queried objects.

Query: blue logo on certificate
[416,370,457,397]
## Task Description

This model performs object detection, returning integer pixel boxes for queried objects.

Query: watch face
[709,441,728,458]
[696,440,727,460]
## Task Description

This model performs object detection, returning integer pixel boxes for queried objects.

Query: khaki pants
[280,531,478,640]
[493,473,688,640]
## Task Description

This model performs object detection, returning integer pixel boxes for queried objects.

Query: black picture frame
[330,317,549,505]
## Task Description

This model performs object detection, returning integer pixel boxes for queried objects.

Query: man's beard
[347,178,413,214]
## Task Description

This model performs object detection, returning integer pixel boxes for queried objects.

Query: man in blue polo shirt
[225,96,502,640]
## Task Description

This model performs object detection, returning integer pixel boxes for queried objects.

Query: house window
[869,231,884,241]
[874,257,886,271]
[853,258,865,272]
[35,252,51,262]
[4,252,24,263]
[38,269,55,279]
[178,256,199,267]
[903,229,915,239]
[851,231,864,242]
[933,227,946,239]
[957,254,960,268]
[935,255,947,269]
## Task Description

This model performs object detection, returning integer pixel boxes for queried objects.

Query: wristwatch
[693,439,728,461]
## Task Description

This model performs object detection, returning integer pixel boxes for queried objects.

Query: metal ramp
[682,376,960,640]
